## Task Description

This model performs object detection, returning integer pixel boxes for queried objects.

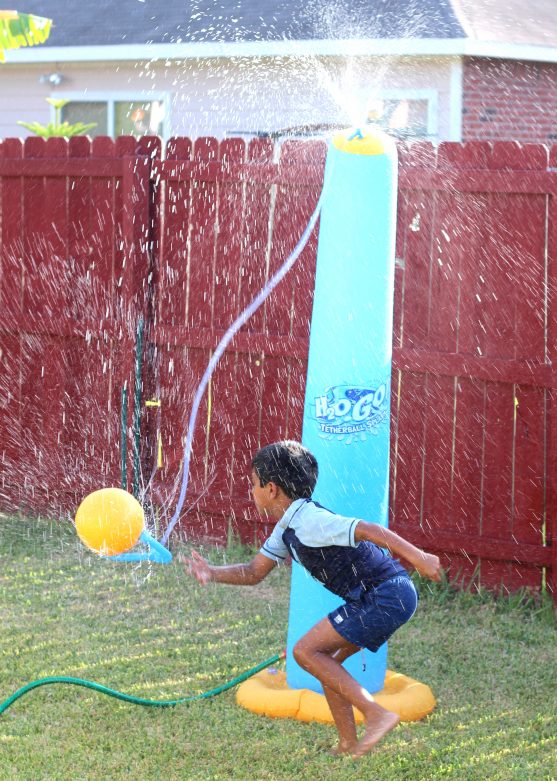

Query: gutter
[3,38,557,65]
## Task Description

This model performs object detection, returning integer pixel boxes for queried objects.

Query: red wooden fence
[0,134,555,600]
[394,140,556,594]
[0,135,153,507]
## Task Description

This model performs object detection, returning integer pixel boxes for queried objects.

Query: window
[231,90,438,143]
[61,101,108,136]
[366,93,435,140]
[58,95,167,139]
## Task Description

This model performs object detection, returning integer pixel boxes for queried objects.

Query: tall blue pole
[286,127,398,693]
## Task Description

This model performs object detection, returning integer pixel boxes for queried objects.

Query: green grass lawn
[0,514,555,781]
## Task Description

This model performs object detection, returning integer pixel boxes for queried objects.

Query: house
[2,0,557,145]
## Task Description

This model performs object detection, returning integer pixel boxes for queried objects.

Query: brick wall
[462,57,557,144]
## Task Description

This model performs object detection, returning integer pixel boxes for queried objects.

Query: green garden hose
[0,652,283,716]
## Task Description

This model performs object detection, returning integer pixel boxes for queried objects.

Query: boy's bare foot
[351,710,400,758]
[329,740,357,756]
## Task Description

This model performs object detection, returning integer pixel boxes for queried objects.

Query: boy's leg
[293,617,400,758]
[321,647,359,753]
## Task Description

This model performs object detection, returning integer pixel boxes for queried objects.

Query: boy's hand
[181,550,213,585]
[416,552,443,582]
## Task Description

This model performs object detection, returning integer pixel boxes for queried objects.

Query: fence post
[120,150,152,498]
[548,149,557,609]
[133,315,144,498]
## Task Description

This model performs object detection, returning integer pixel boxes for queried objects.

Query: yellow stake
[145,400,163,468]
[157,433,163,469]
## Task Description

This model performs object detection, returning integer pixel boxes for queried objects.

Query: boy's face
[250,469,273,515]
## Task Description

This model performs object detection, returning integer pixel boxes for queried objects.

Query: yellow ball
[75,487,144,556]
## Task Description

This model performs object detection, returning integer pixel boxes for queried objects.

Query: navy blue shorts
[328,575,418,652]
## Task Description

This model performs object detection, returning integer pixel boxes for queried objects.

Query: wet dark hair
[251,440,318,499]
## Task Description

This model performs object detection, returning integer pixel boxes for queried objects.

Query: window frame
[368,88,439,142]
[52,91,171,141]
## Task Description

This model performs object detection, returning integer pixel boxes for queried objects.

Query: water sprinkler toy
[236,125,436,723]
[75,487,172,563]
[289,125,397,692]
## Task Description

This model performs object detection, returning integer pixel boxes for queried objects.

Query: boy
[184,440,442,758]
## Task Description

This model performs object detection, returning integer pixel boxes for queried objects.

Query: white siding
[0,55,459,142]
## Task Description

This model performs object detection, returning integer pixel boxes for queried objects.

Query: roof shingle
[11,0,557,50]
[12,0,467,47]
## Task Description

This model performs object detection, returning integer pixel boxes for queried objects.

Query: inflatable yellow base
[236,668,435,723]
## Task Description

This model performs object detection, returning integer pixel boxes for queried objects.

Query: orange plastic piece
[236,668,436,723]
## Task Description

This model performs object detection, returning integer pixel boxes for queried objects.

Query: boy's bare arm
[354,522,442,581]
[182,550,277,586]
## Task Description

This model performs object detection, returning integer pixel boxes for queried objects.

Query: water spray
[159,179,327,546]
